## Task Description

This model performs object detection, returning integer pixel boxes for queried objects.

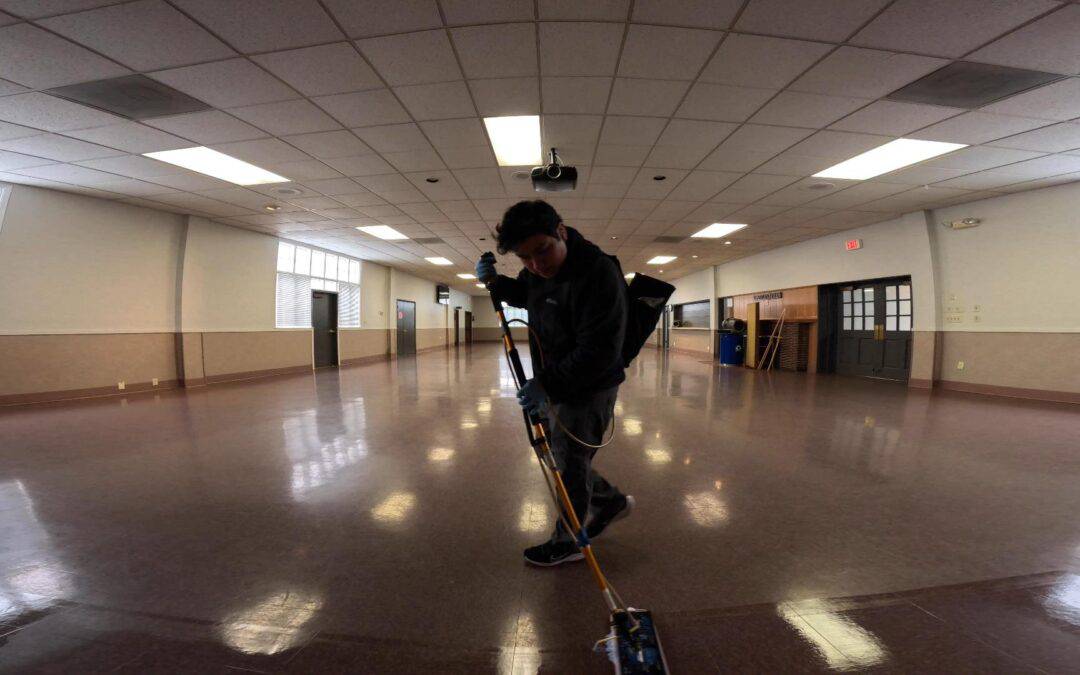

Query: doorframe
[819,275,913,380]
[395,298,417,356]
[311,290,339,368]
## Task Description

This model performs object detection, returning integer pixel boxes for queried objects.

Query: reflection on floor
[1,345,1078,673]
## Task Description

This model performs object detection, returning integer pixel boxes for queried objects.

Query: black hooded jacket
[491,227,628,403]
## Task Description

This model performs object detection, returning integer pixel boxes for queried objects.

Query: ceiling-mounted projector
[531,147,577,192]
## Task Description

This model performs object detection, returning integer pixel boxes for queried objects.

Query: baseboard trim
[181,377,207,388]
[669,347,712,358]
[0,379,180,406]
[936,380,1080,405]
[340,354,390,367]
[908,378,933,390]
[204,364,311,385]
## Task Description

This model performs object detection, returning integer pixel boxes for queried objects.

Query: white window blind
[501,301,528,323]
[276,272,312,328]
[339,283,360,327]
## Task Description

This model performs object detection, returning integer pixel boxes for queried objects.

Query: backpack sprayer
[481,251,673,673]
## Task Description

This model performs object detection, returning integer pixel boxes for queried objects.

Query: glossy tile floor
[1,345,1078,673]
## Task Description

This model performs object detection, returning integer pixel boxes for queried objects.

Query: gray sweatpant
[544,385,624,545]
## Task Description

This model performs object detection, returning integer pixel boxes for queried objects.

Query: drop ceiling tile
[754,152,836,176]
[630,0,741,28]
[0,23,130,89]
[588,166,637,184]
[675,83,776,122]
[441,0,532,24]
[700,34,832,89]
[283,130,373,160]
[910,111,1050,144]
[323,154,396,176]
[0,78,26,96]
[785,130,893,161]
[851,0,1057,59]
[791,47,948,99]
[541,115,603,150]
[0,92,123,131]
[13,162,127,186]
[419,118,488,149]
[542,77,611,114]
[987,122,1080,153]
[40,0,235,71]
[828,100,963,135]
[211,138,311,165]
[643,145,712,169]
[871,164,970,185]
[756,178,856,206]
[922,145,1045,171]
[968,5,1080,76]
[322,0,442,38]
[802,181,912,209]
[750,91,870,128]
[61,122,191,154]
[170,0,343,53]
[538,22,624,76]
[143,110,268,144]
[598,116,668,146]
[439,145,497,169]
[735,0,891,42]
[312,89,410,127]
[467,77,540,117]
[980,79,1080,121]
[334,190,387,207]
[150,59,297,108]
[713,173,798,202]
[394,81,476,121]
[0,121,39,141]
[252,42,381,97]
[726,204,796,222]
[267,160,342,181]
[0,150,55,170]
[382,149,446,172]
[698,149,776,173]
[859,186,971,211]
[665,170,741,200]
[294,177,365,195]
[626,169,688,198]
[712,124,815,156]
[594,144,651,166]
[608,79,691,116]
[229,99,342,136]
[144,171,233,191]
[92,177,179,197]
[539,0,628,21]
[585,183,628,198]
[353,123,430,153]
[451,23,537,79]
[357,30,461,86]
[0,133,123,162]
[655,119,736,149]
[617,25,722,80]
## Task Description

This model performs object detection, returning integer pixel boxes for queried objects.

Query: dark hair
[496,200,563,254]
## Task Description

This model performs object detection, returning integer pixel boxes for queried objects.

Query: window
[501,301,528,324]
[276,242,361,328]
[885,283,912,332]
[721,297,734,320]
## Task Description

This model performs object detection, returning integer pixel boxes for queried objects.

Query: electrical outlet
[973,314,982,323]
[973,304,981,313]
[957,361,965,371]
[152,377,159,386]
[117,381,125,390]
[946,315,963,323]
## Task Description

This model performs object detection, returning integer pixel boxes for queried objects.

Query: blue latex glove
[517,378,549,417]
[475,255,497,284]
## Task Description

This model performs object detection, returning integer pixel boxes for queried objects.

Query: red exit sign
[845,238,862,251]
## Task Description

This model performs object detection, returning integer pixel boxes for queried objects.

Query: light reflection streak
[645,448,672,464]
[517,500,550,533]
[623,418,642,436]
[776,600,888,670]
[428,447,455,462]
[371,491,416,524]
[683,491,728,526]
[1046,573,1080,627]
[0,480,72,622]
[221,590,323,655]
[498,612,541,675]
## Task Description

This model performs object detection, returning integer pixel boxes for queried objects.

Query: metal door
[312,291,338,367]
[396,299,416,355]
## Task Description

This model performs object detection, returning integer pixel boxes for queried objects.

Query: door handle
[328,329,335,333]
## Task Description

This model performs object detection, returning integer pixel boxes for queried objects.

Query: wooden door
[396,300,416,355]
[836,280,912,381]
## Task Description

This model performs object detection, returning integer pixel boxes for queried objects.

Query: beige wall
[0,185,185,334]
[670,329,712,356]
[361,260,391,330]
[340,329,389,363]
[199,331,311,379]
[386,267,474,354]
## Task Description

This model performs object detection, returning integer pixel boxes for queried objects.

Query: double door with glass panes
[837,279,913,381]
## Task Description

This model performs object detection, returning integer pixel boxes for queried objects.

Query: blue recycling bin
[719,333,745,366]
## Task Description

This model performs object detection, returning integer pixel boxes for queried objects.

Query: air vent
[46,75,212,120]
[886,62,1064,109]
[653,236,684,244]
[414,237,444,245]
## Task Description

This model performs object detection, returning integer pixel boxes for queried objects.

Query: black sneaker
[523,541,584,567]
[586,495,635,539]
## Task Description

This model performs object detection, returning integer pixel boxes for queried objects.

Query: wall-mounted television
[436,284,450,305]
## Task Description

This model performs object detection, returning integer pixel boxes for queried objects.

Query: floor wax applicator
[482,251,671,674]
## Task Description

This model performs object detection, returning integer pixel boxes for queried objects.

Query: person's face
[514,223,568,279]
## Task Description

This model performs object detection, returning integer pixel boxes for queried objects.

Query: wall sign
[753,291,783,301]
[846,238,863,251]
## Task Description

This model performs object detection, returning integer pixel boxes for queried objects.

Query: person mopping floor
[477,199,635,567]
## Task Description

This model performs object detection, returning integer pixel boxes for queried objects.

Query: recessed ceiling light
[647,255,676,265]
[457,273,476,279]
[611,236,618,240]
[652,175,666,181]
[143,147,288,186]
[425,177,439,183]
[475,283,486,289]
[483,115,541,166]
[273,186,303,195]
[813,138,967,180]
[692,255,698,258]
[425,257,452,265]
[263,204,281,212]
[723,240,733,246]
[692,223,747,238]
[356,225,408,240]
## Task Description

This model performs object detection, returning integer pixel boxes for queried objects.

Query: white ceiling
[0,0,1079,292]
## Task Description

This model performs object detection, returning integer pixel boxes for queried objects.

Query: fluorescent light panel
[483,115,541,166]
[357,225,408,240]
[475,283,486,288]
[457,273,476,279]
[814,138,967,180]
[144,147,288,186]
[425,257,452,265]
[692,223,747,238]
[647,256,676,265]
